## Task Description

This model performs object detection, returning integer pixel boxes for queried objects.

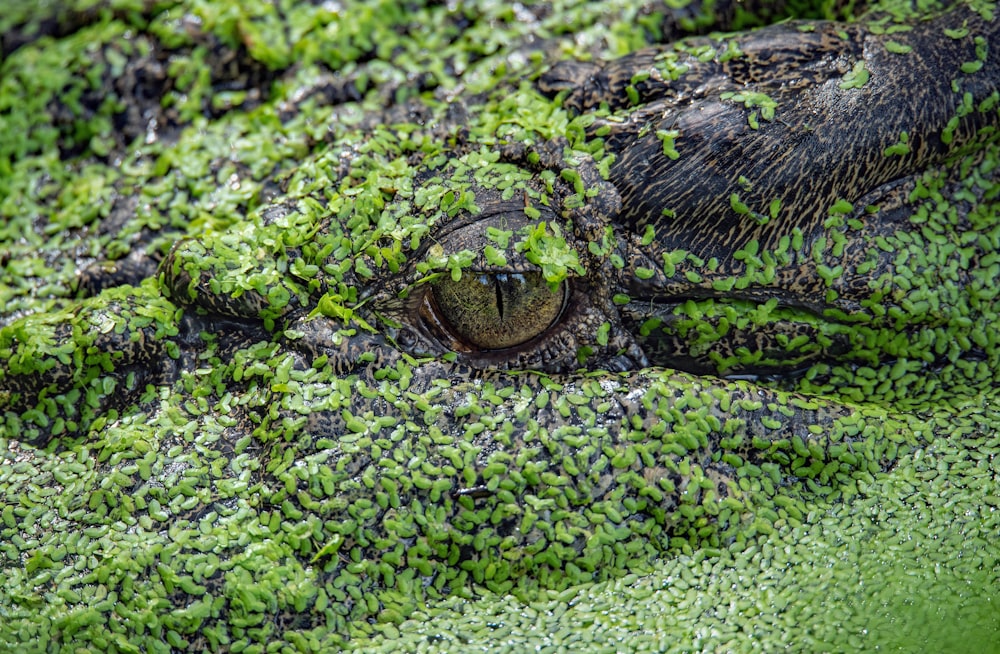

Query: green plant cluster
[1,1,998,652]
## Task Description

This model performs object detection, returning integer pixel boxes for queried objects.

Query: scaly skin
[0,1,998,651]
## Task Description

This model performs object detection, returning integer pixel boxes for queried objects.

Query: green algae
[1,0,999,652]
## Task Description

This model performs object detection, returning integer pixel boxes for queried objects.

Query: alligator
[0,0,998,651]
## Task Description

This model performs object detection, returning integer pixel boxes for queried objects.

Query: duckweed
[2,0,999,652]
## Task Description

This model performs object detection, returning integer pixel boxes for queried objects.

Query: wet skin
[156,4,1000,379]
[0,2,998,649]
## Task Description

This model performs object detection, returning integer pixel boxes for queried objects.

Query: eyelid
[413,212,546,274]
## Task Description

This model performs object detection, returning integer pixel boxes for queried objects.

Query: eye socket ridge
[422,270,568,351]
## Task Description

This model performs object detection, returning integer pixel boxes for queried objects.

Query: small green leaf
[829,199,854,215]
[655,129,681,160]
[626,84,640,105]
[596,322,610,346]
[839,60,869,89]
[961,60,984,74]
[768,198,782,220]
[730,193,750,215]
[883,131,910,157]
[641,224,656,246]
[484,245,507,266]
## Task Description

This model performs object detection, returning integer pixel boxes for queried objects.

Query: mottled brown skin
[159,5,1000,381]
[557,10,997,253]
[3,4,998,439]
[533,5,999,375]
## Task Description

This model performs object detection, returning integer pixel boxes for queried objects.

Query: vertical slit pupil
[494,275,505,320]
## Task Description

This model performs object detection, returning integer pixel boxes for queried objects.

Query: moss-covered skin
[1,1,998,651]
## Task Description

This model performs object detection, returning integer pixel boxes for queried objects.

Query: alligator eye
[427,272,567,349]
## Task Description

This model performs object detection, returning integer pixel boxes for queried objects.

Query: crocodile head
[0,2,998,650]
[160,4,998,384]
